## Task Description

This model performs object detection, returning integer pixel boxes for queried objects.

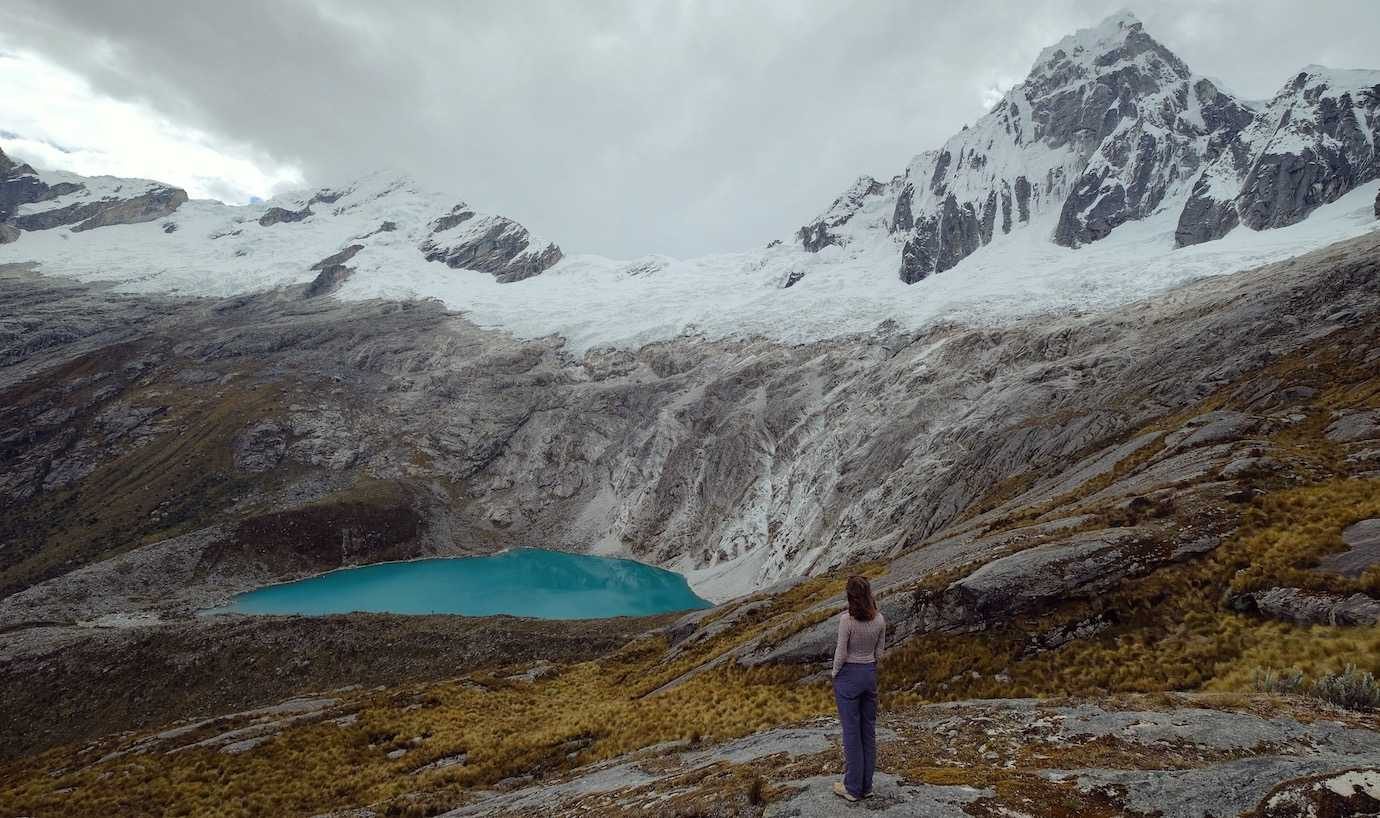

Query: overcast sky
[3,0,1377,257]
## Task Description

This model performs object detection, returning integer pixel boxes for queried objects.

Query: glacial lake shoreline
[203,548,712,620]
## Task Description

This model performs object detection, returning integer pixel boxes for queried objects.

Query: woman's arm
[831,614,849,678]
[875,616,886,667]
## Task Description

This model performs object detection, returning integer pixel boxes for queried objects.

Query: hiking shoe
[833,782,858,802]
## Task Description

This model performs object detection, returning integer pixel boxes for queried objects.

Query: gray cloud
[6,0,1378,256]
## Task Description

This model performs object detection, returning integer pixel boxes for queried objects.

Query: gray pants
[833,661,877,797]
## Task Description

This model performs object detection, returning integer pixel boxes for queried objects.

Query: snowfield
[4,169,1377,354]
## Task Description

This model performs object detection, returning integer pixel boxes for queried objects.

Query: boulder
[1221,455,1282,479]
[946,528,1147,616]
[1164,410,1257,451]
[1318,519,1380,577]
[0,222,18,245]
[1231,586,1380,626]
[1326,410,1380,443]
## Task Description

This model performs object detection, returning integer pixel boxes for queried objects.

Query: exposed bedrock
[1,232,1378,624]
[1229,587,1380,627]
[1176,69,1380,247]
[419,204,563,282]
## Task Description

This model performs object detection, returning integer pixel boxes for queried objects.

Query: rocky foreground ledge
[428,694,1380,818]
[6,679,1378,817]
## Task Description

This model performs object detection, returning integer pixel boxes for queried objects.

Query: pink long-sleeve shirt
[831,611,886,678]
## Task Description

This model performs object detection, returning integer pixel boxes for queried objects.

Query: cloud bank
[5,0,1378,256]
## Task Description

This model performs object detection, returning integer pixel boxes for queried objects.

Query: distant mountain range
[0,11,1377,352]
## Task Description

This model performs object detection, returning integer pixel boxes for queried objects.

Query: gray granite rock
[1327,410,1380,443]
[1231,586,1380,626]
[1318,519,1380,577]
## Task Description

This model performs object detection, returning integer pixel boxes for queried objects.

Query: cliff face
[0,147,188,238]
[1177,67,1380,246]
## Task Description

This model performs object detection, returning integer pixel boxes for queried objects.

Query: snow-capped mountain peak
[792,11,1263,284]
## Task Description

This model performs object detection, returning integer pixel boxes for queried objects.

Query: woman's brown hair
[846,575,877,622]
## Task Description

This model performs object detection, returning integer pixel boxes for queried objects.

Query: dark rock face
[0,149,84,224]
[258,206,311,227]
[2,148,188,234]
[312,244,364,271]
[795,176,886,252]
[891,183,914,232]
[304,245,365,298]
[419,205,563,283]
[1039,32,1252,249]
[1177,70,1380,247]
[8,183,187,233]
[76,188,188,232]
[1230,587,1380,626]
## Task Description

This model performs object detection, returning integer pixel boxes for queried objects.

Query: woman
[832,575,885,802]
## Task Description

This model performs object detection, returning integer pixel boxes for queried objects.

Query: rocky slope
[2,177,1379,818]
[795,12,1380,284]
[3,229,1379,615]
[1,13,1379,817]
[431,696,1380,818]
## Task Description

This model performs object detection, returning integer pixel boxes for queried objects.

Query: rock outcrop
[258,205,311,226]
[0,147,187,236]
[0,148,83,225]
[419,203,563,282]
[232,420,289,473]
[1231,586,1380,626]
[794,175,889,253]
[304,245,364,298]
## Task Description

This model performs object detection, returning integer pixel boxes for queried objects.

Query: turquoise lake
[205,548,711,619]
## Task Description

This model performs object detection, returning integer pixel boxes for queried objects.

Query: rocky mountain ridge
[796,12,1380,283]
[1177,66,1380,246]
